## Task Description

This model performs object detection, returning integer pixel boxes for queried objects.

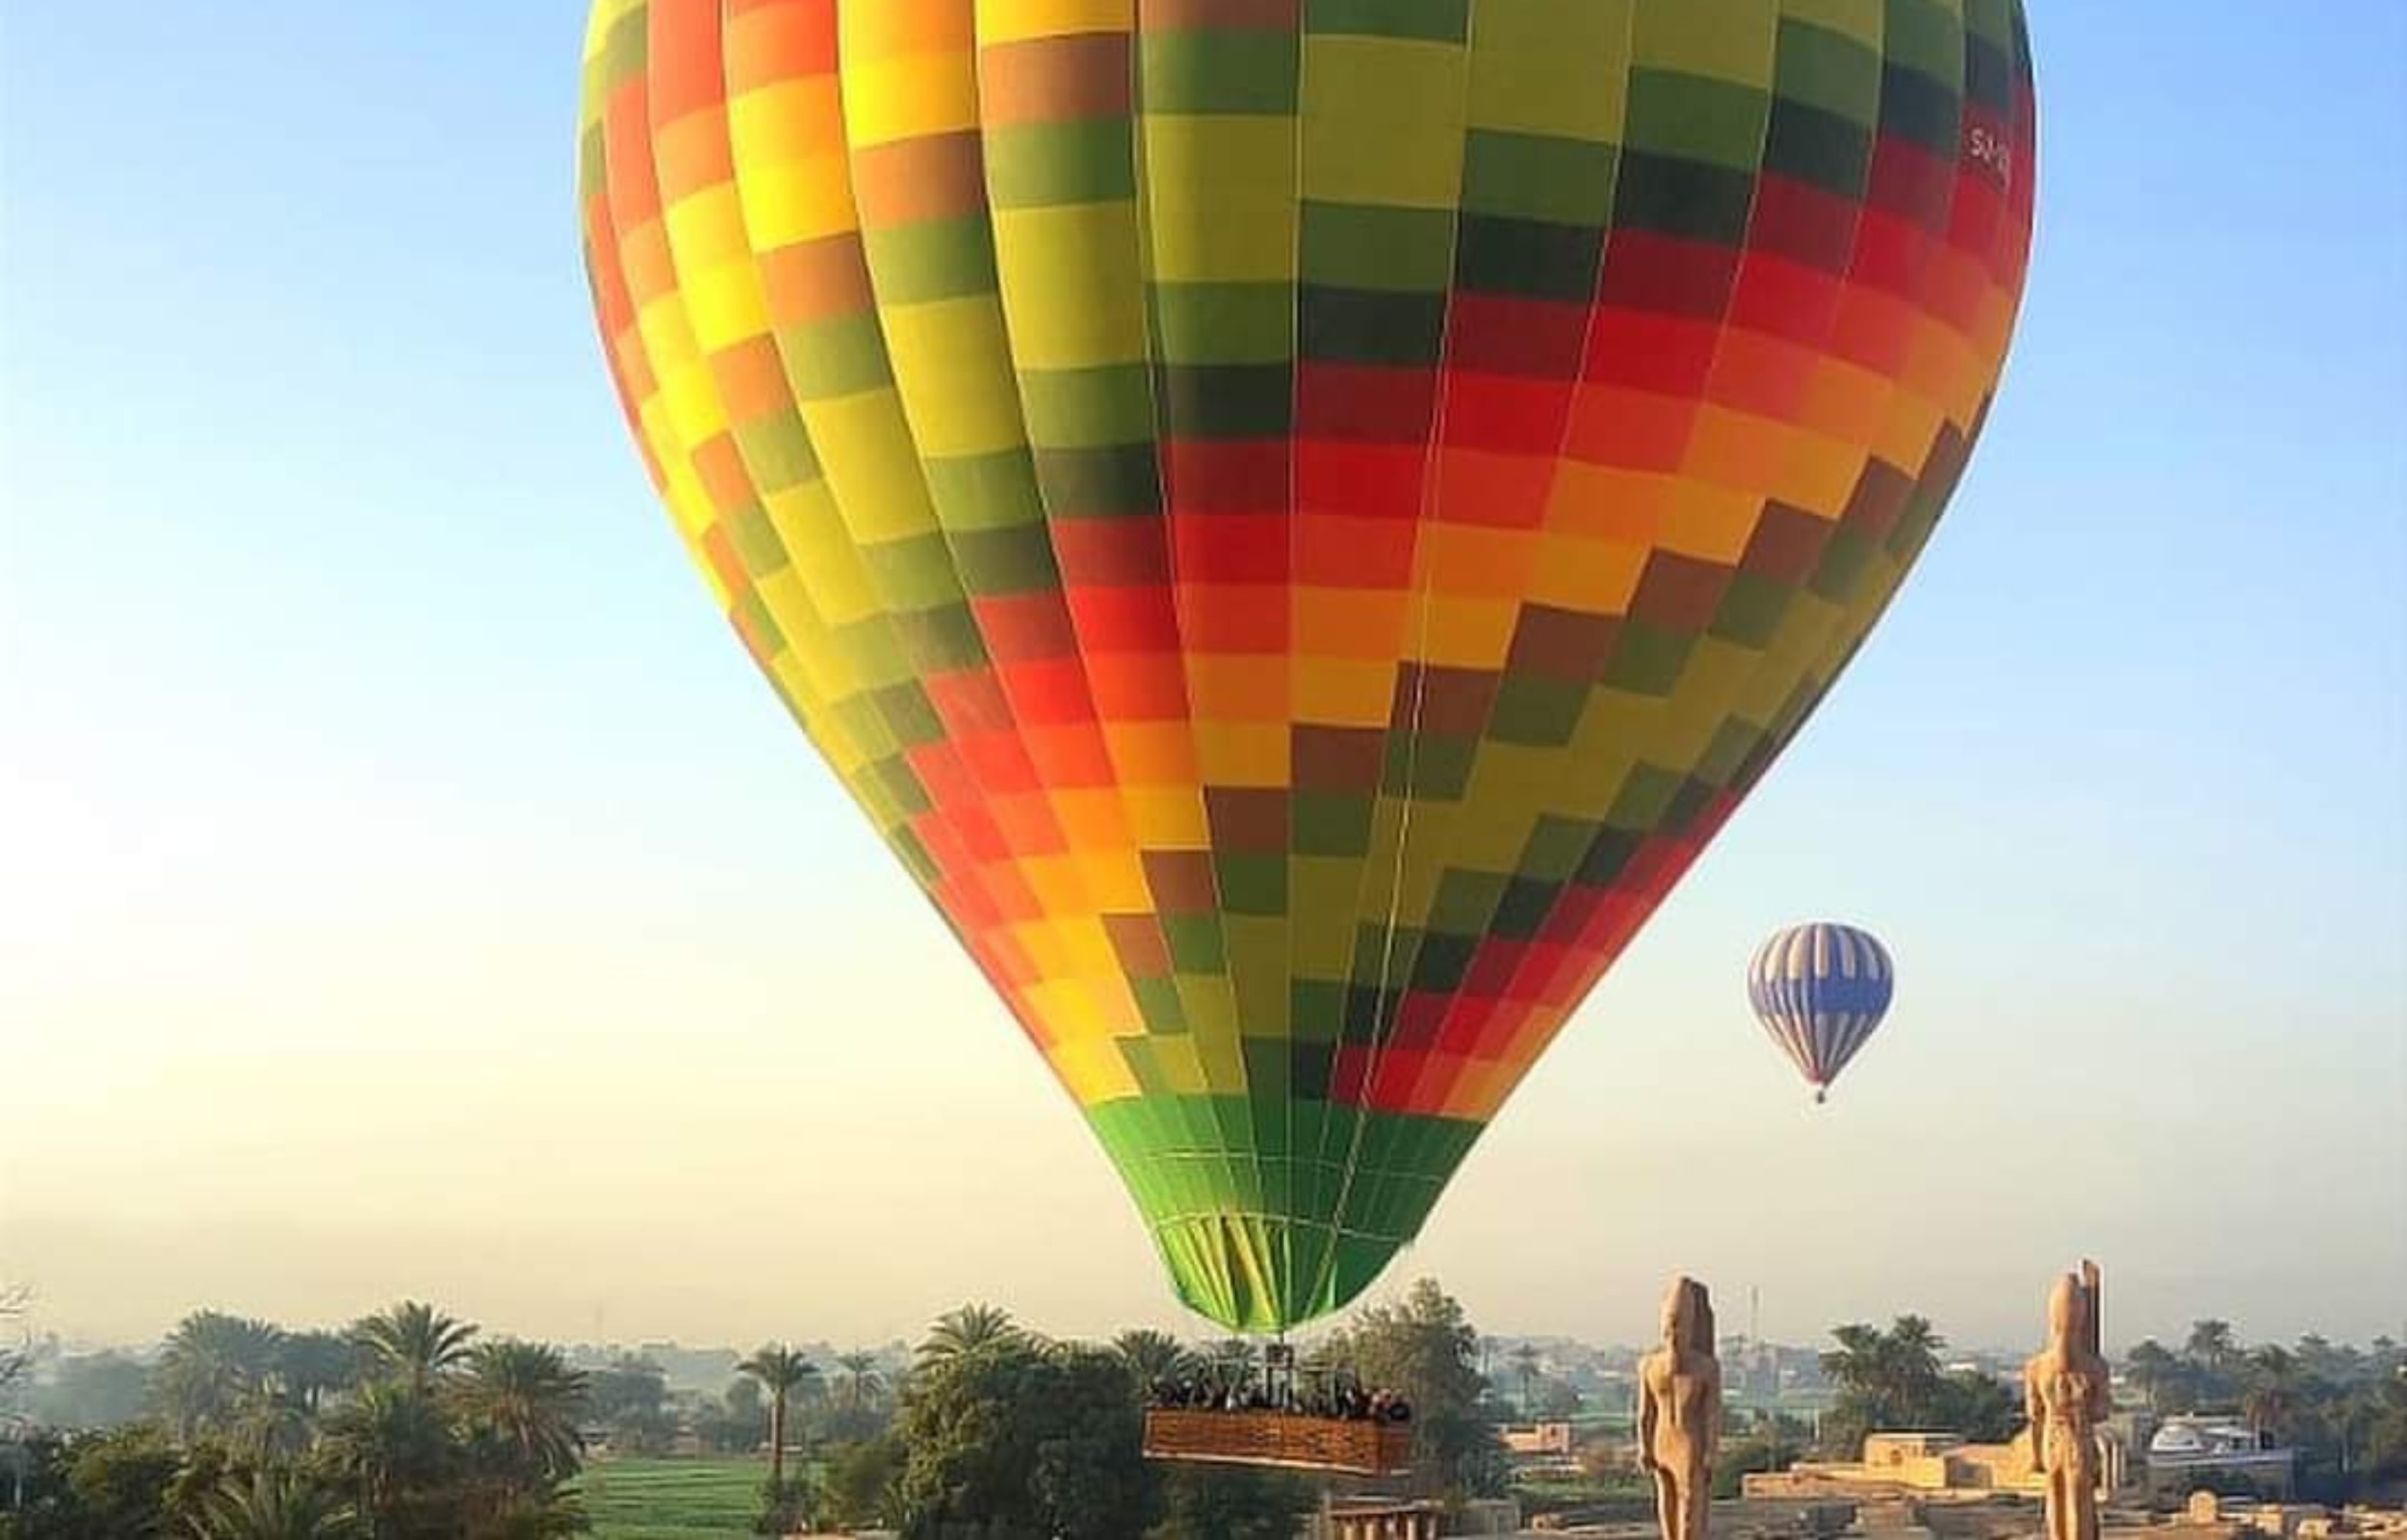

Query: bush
[754,1473,814,1535]
[822,1435,906,1531]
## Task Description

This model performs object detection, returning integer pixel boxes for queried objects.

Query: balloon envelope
[578,0,2034,1329]
[1747,922,1897,1099]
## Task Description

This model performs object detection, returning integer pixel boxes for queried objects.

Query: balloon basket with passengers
[1139,1343,1417,1478]
[576,0,2037,1494]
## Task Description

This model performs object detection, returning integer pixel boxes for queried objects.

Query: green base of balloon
[1087,1095,1484,1333]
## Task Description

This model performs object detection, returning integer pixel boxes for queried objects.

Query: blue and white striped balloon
[1747,923,1896,1104]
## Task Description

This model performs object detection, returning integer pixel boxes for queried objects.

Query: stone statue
[1639,1276,1722,1540]
[2023,1270,2111,1540]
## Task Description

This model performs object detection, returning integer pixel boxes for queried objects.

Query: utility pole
[1751,1285,1764,1400]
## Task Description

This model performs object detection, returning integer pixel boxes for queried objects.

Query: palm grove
[2118,1322,2407,1495]
[1724,1317,2407,1505]
[7,1301,590,1538]
[1,1279,1510,1539]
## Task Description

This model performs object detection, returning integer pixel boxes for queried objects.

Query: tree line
[0,1277,1514,1538]
[1817,1316,2025,1455]
[1707,1315,2407,1507]
[13,1287,2400,1536]
[5,1300,589,1537]
[811,1278,1513,1537]
[2123,1322,2407,1497]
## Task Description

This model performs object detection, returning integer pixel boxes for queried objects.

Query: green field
[578,1457,764,1539]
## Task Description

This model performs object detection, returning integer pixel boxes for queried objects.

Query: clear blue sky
[3,3,2401,1354]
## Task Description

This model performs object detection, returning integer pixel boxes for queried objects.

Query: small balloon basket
[1140,1409,1414,1477]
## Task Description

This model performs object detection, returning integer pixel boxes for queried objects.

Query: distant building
[1500,1422,1576,1457]
[2143,1417,2295,1502]
[2165,1491,2407,1540]
[1745,1415,2311,1514]
[1745,1428,2134,1504]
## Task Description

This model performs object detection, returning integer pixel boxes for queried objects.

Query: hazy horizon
[4,4,2401,1361]
[15,1267,2397,1367]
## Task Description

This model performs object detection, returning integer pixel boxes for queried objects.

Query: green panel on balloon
[1092,1097,1483,1330]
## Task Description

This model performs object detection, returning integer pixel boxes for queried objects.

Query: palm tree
[454,1340,589,1484]
[1820,1318,1948,1449]
[352,1301,478,1392]
[193,1470,359,1540]
[2333,1375,2394,1477]
[1822,1325,1887,1396]
[320,1380,456,1523]
[2186,1320,2238,1371]
[833,1350,888,1415]
[156,1312,288,1440]
[1510,1345,1543,1416]
[278,1329,363,1413]
[2242,1346,2300,1441]
[1889,1318,1944,1368]
[232,1380,315,1463]
[1112,1330,1194,1389]
[919,1304,1022,1367]
[738,1345,821,1502]
[2125,1339,2182,1413]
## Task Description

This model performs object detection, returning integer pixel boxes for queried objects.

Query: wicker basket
[1141,1409,1415,1476]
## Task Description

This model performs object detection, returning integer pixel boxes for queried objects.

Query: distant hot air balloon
[578,0,2035,1331]
[1747,922,1897,1102]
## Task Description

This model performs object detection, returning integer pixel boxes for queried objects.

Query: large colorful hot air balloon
[578,0,2035,1330]
[1747,921,1897,1102]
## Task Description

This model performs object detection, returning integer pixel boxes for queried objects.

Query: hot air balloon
[1747,922,1897,1102]
[577,0,2035,1333]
